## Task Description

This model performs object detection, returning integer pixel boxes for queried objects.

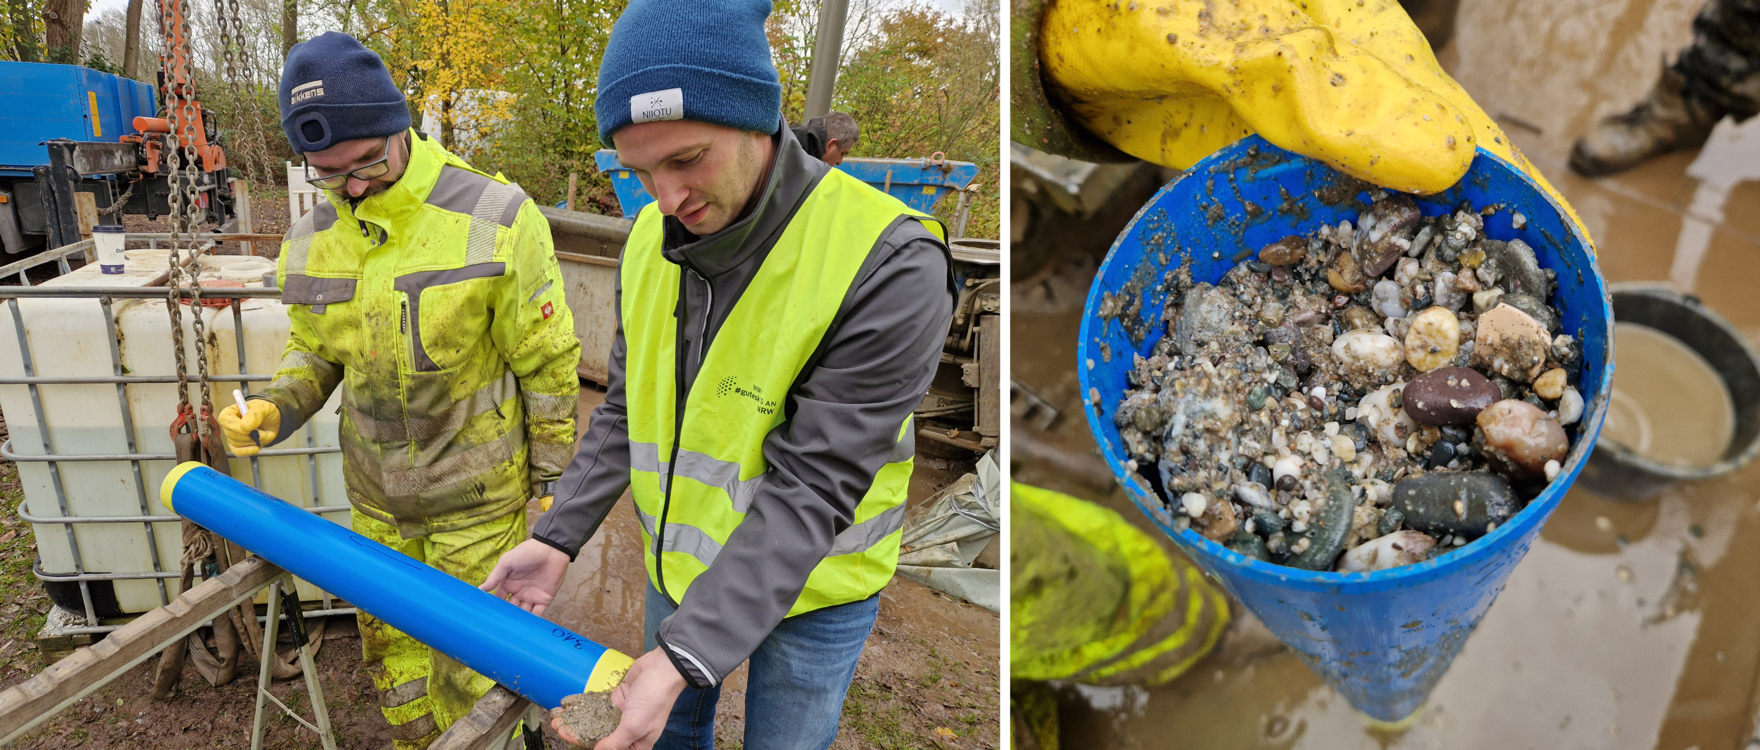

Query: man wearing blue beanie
[220,30,582,750]
[480,1,956,748]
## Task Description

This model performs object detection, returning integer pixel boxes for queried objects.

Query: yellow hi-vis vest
[621,168,942,616]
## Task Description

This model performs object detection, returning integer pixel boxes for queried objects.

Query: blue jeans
[643,584,879,750]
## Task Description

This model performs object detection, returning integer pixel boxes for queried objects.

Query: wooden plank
[73,193,98,239]
[430,685,531,750]
[0,557,284,744]
[232,178,255,256]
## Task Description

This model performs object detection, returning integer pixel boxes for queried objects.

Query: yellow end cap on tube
[583,649,635,694]
[159,461,207,512]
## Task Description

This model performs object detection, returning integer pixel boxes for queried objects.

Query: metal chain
[162,0,214,438]
[160,0,191,420]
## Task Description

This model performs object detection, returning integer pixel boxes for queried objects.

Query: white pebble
[1373,279,1407,319]
[1324,422,1340,436]
[1333,329,1406,378]
[1512,212,1527,229]
[1473,288,1504,314]
[1544,459,1561,482]
[1235,483,1275,509]
[1312,386,1327,400]
[1274,456,1304,487]
[1181,492,1209,518]
[1337,530,1436,572]
[1291,519,1309,533]
[1357,382,1419,446]
[1332,435,1357,462]
[1558,386,1584,425]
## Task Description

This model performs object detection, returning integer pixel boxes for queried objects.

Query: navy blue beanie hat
[278,32,411,154]
[595,0,783,145]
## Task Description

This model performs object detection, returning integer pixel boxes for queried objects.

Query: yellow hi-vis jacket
[620,168,942,616]
[260,129,580,538]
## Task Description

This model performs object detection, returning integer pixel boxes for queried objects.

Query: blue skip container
[592,149,978,216]
[1077,136,1612,721]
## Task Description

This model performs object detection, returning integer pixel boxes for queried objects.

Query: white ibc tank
[0,250,346,617]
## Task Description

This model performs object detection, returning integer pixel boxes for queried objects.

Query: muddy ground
[1012,0,1760,746]
[0,286,999,748]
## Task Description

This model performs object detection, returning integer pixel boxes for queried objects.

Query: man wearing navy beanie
[481,1,956,748]
[222,30,582,750]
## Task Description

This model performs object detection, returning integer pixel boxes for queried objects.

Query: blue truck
[0,61,235,255]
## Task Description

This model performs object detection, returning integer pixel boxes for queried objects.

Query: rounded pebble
[1259,236,1306,266]
[1472,289,1504,313]
[1273,456,1304,491]
[1373,280,1406,320]
[1557,386,1584,425]
[1332,329,1405,385]
[1404,307,1461,372]
[1476,399,1570,481]
[1357,382,1420,445]
[1234,483,1275,509]
[1337,530,1437,572]
[1181,492,1208,518]
[1401,366,1501,425]
[1533,368,1567,400]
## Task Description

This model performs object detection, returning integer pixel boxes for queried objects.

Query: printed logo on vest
[716,376,777,415]
[291,79,325,103]
[542,301,554,319]
[630,88,684,125]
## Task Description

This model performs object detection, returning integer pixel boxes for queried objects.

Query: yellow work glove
[216,400,280,457]
[1035,0,1589,240]
[538,495,554,512]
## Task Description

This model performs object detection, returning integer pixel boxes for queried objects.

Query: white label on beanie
[631,88,684,124]
[291,79,325,103]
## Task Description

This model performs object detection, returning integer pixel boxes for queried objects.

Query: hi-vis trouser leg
[1010,483,1229,686]
[353,507,527,750]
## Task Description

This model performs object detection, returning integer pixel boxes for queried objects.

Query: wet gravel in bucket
[1113,191,1585,572]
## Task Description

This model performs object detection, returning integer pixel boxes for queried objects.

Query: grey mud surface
[1012,0,1760,745]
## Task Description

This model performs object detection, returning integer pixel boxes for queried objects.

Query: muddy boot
[1570,67,1724,177]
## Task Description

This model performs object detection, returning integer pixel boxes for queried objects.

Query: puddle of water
[1603,323,1736,467]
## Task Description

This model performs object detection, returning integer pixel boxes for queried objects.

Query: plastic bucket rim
[1592,282,1760,483]
[1075,135,1614,589]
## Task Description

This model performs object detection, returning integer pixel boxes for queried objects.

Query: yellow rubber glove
[216,400,280,457]
[538,495,554,512]
[1037,0,1589,242]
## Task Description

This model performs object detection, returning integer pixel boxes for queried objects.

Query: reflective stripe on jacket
[621,167,942,616]
[261,129,581,538]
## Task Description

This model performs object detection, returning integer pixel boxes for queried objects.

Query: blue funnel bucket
[1076,136,1613,721]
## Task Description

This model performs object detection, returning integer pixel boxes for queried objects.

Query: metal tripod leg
[249,576,337,750]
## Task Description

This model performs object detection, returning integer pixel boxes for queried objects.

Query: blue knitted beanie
[595,0,783,145]
[278,32,411,154]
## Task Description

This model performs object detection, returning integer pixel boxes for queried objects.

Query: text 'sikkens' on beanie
[595,0,784,145]
[278,32,411,154]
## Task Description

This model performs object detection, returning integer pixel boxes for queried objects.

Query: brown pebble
[1474,303,1551,382]
[1533,368,1567,400]
[1402,367,1500,425]
[1475,399,1569,481]
[1259,236,1307,266]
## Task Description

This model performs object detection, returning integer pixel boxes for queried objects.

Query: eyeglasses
[305,135,395,189]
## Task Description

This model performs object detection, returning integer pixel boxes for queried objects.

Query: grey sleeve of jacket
[653,222,955,687]
[530,276,631,560]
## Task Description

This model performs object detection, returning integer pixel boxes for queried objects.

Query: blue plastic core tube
[161,462,632,708]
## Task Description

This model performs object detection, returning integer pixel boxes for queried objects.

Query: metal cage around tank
[0,237,351,635]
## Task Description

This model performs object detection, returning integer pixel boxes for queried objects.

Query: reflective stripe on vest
[621,168,944,617]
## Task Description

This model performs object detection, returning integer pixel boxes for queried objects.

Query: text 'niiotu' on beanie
[594,0,784,145]
[278,31,412,154]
